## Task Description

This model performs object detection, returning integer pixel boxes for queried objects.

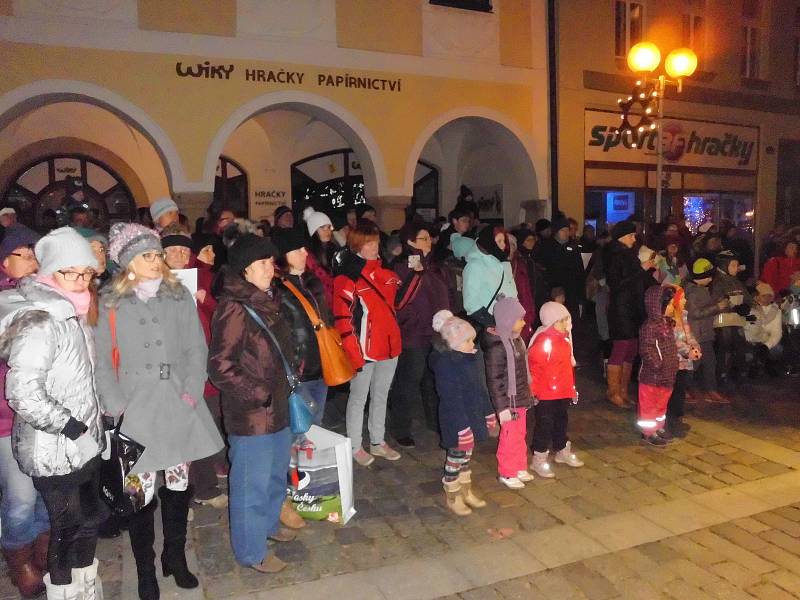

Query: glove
[181,392,197,409]
[73,433,100,464]
[734,304,751,317]
[498,409,513,423]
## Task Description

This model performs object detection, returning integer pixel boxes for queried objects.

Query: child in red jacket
[527,302,584,478]
[638,286,680,447]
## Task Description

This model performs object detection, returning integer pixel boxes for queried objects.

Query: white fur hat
[303,206,333,237]
[35,227,99,275]
[432,309,476,350]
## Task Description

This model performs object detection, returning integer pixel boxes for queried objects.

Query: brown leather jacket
[208,271,293,436]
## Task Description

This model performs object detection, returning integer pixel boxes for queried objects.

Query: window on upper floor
[682,13,705,69]
[429,0,493,12]
[615,1,645,59]
[741,25,760,78]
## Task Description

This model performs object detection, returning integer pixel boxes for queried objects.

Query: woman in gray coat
[94,223,223,600]
[0,227,105,600]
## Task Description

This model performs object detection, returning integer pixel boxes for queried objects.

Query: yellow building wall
[335,0,422,56]
[0,41,534,194]
[138,0,236,37]
[0,1,11,17]
[499,0,533,69]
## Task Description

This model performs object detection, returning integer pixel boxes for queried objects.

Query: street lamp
[618,42,697,222]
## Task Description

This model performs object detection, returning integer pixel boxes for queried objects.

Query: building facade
[556,0,800,257]
[0,0,551,232]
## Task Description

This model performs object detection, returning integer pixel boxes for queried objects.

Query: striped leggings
[443,449,473,482]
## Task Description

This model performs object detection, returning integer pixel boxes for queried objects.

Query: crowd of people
[0,192,798,599]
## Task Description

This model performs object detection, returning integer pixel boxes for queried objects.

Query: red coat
[760,256,800,294]
[333,258,402,370]
[527,327,576,400]
[512,254,536,344]
[192,257,219,397]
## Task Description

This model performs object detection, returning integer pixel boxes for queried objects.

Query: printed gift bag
[287,425,355,525]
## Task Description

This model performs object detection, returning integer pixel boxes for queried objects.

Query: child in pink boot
[481,296,534,489]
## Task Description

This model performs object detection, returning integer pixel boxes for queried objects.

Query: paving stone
[727,451,766,466]
[575,511,670,552]
[700,580,758,600]
[722,464,766,481]
[774,506,800,522]
[753,512,800,537]
[709,561,762,588]
[750,461,792,477]
[760,529,800,556]
[486,490,527,508]
[698,452,733,467]
[493,576,538,599]
[529,570,589,599]
[746,582,798,600]
[637,541,683,564]
[581,553,638,585]
[710,522,770,551]
[459,587,503,599]
[765,569,800,595]
[560,562,619,600]
[663,578,716,600]
[733,517,772,534]
[663,559,721,588]
[334,526,370,545]
[689,530,777,575]
[709,444,739,455]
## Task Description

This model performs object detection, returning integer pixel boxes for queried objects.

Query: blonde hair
[111,259,183,299]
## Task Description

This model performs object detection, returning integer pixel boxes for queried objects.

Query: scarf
[135,277,162,302]
[492,296,529,402]
[477,226,509,263]
[36,275,91,317]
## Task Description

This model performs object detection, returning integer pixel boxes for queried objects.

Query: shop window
[2,155,136,234]
[429,0,493,12]
[584,189,642,234]
[412,161,440,222]
[683,193,754,238]
[741,26,760,78]
[212,156,248,217]
[615,1,645,59]
[291,149,365,223]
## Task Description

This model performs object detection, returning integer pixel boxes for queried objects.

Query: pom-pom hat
[108,222,162,269]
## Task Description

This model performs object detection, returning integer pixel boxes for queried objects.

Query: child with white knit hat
[429,310,489,516]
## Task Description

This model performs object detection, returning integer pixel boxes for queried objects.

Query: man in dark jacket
[604,221,658,408]
[536,217,585,317]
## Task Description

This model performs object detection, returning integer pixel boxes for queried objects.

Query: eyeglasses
[9,251,36,260]
[140,251,165,263]
[57,270,95,282]
[415,235,431,242]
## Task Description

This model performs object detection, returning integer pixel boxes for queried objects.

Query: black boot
[158,486,199,589]
[128,501,160,600]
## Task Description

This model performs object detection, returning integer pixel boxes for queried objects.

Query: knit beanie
[492,295,528,400]
[271,227,305,256]
[534,219,551,234]
[611,220,636,240]
[356,204,376,219]
[638,245,655,264]
[160,231,192,249]
[273,205,292,225]
[550,217,570,234]
[228,233,278,275]
[303,206,333,237]
[35,227,98,275]
[0,224,40,262]
[715,250,739,273]
[191,232,217,256]
[108,222,162,269]
[149,197,179,223]
[432,309,476,350]
[539,301,571,329]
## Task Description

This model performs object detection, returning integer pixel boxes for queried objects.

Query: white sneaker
[530,451,556,478]
[498,476,525,489]
[370,442,401,461]
[353,448,375,466]
[554,442,584,467]
[517,470,535,482]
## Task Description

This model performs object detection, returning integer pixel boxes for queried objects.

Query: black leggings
[667,370,690,418]
[531,399,570,453]
[715,326,746,382]
[33,458,107,585]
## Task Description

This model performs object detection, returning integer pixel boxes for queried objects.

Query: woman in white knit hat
[303,206,339,306]
[0,227,105,599]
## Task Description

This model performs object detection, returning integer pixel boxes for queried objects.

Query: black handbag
[99,415,146,517]
[467,272,505,328]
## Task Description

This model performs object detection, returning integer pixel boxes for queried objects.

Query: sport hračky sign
[584,110,758,171]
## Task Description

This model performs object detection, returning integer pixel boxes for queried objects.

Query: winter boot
[128,500,160,600]
[554,441,584,467]
[442,479,472,516]
[605,365,626,408]
[159,486,199,589]
[32,532,50,573]
[641,433,668,447]
[2,545,45,598]
[457,471,486,509]
[72,558,103,600]
[620,362,635,407]
[667,416,689,439]
[280,498,306,529]
[530,451,555,478]
[43,573,82,600]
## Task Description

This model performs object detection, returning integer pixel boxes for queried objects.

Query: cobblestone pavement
[3,358,800,599]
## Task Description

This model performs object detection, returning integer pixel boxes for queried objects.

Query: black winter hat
[273,205,292,223]
[160,232,192,249]
[271,227,306,256]
[534,219,551,234]
[550,217,570,233]
[228,233,278,275]
[714,249,739,272]
[611,220,637,240]
[191,232,218,255]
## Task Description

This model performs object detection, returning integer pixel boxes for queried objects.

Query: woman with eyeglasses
[386,223,449,448]
[0,227,105,599]
[94,223,223,600]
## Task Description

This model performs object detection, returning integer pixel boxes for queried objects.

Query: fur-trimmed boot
[606,364,626,408]
[456,471,486,509]
[442,479,472,516]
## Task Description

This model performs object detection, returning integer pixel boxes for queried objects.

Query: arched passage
[405,110,544,225]
[204,91,387,222]
[0,80,185,192]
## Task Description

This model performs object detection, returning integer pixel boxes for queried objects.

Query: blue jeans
[297,378,328,426]
[227,427,291,566]
[0,435,49,549]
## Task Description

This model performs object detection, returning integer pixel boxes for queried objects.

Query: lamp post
[618,43,697,222]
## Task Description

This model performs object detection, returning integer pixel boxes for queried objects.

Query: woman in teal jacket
[451,226,518,325]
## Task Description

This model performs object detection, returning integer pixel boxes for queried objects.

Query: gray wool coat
[94,280,223,474]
